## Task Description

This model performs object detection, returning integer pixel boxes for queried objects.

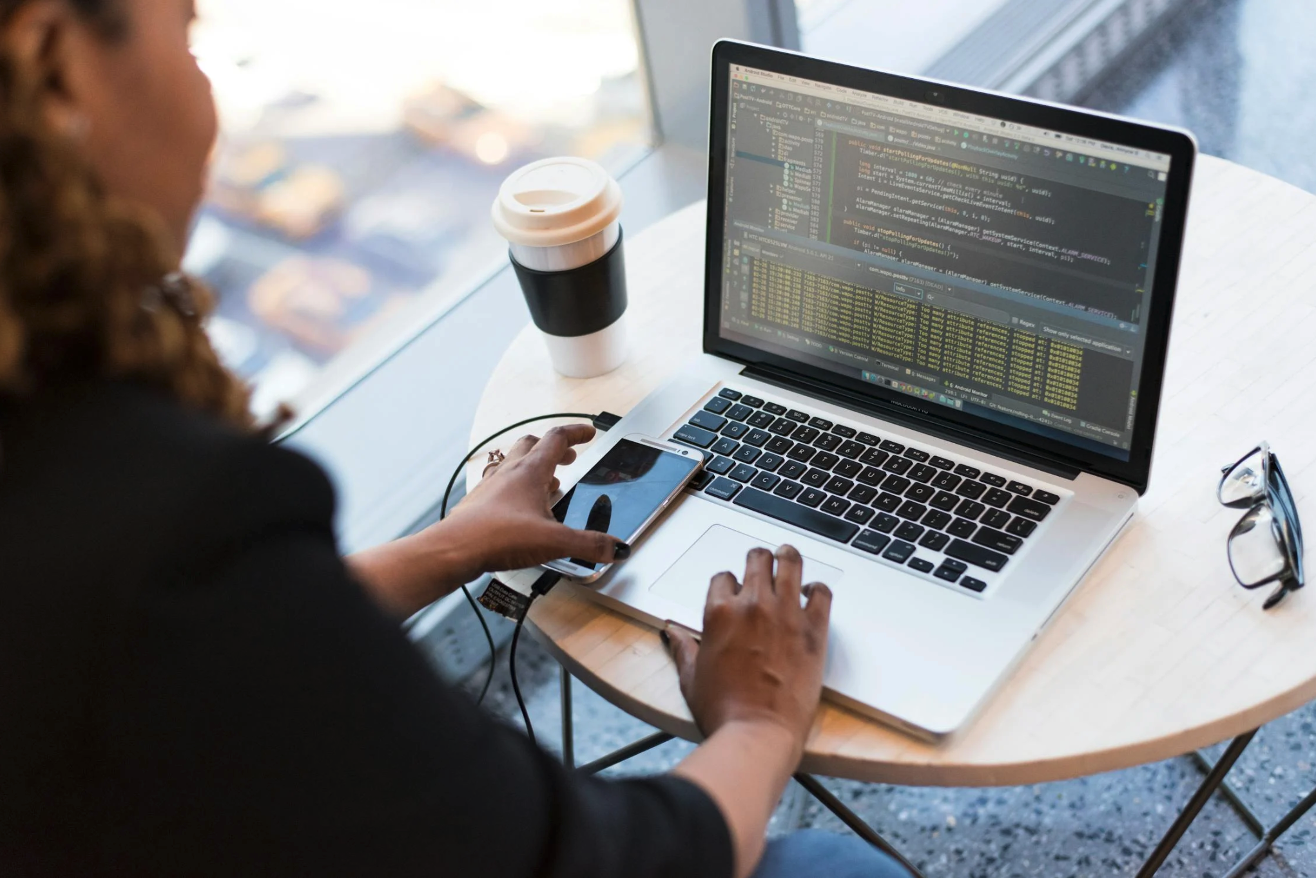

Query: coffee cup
[492,157,628,378]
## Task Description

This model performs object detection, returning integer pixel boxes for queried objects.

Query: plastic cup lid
[491,156,623,248]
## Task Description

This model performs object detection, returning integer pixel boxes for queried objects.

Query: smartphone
[543,434,704,582]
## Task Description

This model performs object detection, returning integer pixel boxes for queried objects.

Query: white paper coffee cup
[492,157,628,378]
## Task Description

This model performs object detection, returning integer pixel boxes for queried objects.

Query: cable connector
[591,411,623,432]
[531,570,563,597]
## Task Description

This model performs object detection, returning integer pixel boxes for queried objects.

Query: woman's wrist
[347,525,481,617]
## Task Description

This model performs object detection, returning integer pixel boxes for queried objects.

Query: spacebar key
[732,488,860,543]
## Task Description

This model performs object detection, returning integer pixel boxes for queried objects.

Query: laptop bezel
[701,40,1197,495]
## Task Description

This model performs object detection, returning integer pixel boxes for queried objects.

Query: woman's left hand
[347,424,624,616]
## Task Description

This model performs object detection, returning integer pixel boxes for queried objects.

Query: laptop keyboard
[673,387,1063,596]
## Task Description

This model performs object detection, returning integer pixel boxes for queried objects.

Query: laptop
[575,41,1196,740]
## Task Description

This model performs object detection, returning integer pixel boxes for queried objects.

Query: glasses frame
[1218,441,1305,610]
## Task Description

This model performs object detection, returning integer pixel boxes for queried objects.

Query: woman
[0,1,909,876]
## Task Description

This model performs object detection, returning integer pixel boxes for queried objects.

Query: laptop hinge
[742,363,1084,481]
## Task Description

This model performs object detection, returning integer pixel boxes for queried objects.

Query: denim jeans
[751,830,912,878]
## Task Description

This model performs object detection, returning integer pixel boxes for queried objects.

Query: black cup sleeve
[511,231,627,338]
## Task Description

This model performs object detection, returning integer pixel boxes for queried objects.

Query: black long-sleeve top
[0,381,732,877]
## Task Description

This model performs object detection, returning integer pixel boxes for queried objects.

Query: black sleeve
[97,443,734,878]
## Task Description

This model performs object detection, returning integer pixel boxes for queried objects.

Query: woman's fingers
[802,582,834,645]
[708,570,740,604]
[773,544,804,608]
[664,625,701,710]
[550,523,621,565]
[504,434,540,464]
[527,424,596,475]
[741,547,775,601]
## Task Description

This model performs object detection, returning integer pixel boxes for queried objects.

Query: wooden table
[470,154,1316,868]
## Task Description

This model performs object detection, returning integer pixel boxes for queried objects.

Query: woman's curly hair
[0,0,254,429]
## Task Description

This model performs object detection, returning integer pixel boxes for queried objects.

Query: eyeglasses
[1218,442,1304,610]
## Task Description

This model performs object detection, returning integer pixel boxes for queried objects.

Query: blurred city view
[185,0,649,416]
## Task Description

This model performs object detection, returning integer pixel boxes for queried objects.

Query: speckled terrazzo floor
[422,2,1316,874]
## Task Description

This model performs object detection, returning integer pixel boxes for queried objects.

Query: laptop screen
[716,64,1175,461]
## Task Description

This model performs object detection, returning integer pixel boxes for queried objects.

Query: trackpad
[650,524,845,613]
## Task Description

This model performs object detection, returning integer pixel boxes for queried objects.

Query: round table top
[470,155,1316,787]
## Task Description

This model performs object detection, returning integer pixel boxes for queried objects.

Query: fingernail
[614,541,632,560]
[659,628,671,648]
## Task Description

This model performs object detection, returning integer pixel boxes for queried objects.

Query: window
[186,0,649,418]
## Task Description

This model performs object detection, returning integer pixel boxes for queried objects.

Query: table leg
[578,732,675,775]
[1221,783,1316,878]
[794,773,926,878]
[560,665,574,769]
[1135,730,1258,878]
[1188,749,1265,837]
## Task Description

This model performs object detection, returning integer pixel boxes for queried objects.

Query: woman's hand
[347,424,624,617]
[665,545,832,757]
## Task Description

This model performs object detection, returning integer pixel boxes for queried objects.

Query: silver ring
[485,449,506,468]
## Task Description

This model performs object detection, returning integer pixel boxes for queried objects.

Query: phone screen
[551,439,701,571]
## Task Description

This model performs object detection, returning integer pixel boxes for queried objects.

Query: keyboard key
[741,395,765,408]
[905,483,936,504]
[766,436,794,454]
[931,471,962,491]
[769,418,797,436]
[933,563,963,583]
[880,440,905,454]
[980,472,1007,487]
[711,437,739,457]
[955,480,986,499]
[844,505,875,525]
[751,471,780,491]
[897,500,928,521]
[705,477,742,500]
[920,531,950,552]
[947,518,977,538]
[799,488,827,508]
[1034,490,1061,506]
[813,452,841,471]
[732,445,762,464]
[945,539,1009,572]
[954,464,981,479]
[903,448,930,462]
[848,485,878,505]
[873,493,902,513]
[859,447,890,466]
[707,456,735,475]
[1006,517,1037,538]
[674,424,717,448]
[690,471,715,491]
[718,388,742,400]
[930,491,959,512]
[881,475,912,494]
[704,397,732,414]
[801,468,830,488]
[809,417,834,430]
[814,433,842,452]
[930,456,955,470]
[857,466,885,487]
[742,429,770,447]
[747,410,776,428]
[722,422,749,440]
[730,464,758,483]
[773,480,803,500]
[856,432,880,446]
[882,456,913,475]
[872,512,900,533]
[981,509,1012,530]
[786,409,810,423]
[972,527,1023,555]
[825,476,856,496]
[895,521,924,541]
[1007,481,1032,496]
[883,540,916,563]
[763,402,787,415]
[821,496,851,517]
[909,464,937,483]
[922,510,953,531]
[940,558,967,575]
[837,440,866,460]
[757,453,784,472]
[779,461,807,480]
[961,576,988,593]
[833,425,857,439]
[725,404,754,422]
[690,410,728,431]
[909,557,935,574]
[787,445,817,463]
[982,488,1013,508]
[1007,495,1054,522]
[792,426,820,444]
[955,499,986,520]
[852,529,891,554]
[834,459,864,478]
[733,487,860,543]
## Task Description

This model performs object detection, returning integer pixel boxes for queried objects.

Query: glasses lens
[1220,448,1267,507]
[1228,504,1290,587]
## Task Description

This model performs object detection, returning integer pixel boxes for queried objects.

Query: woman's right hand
[664,545,832,758]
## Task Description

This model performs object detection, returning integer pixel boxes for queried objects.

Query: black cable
[509,601,536,747]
